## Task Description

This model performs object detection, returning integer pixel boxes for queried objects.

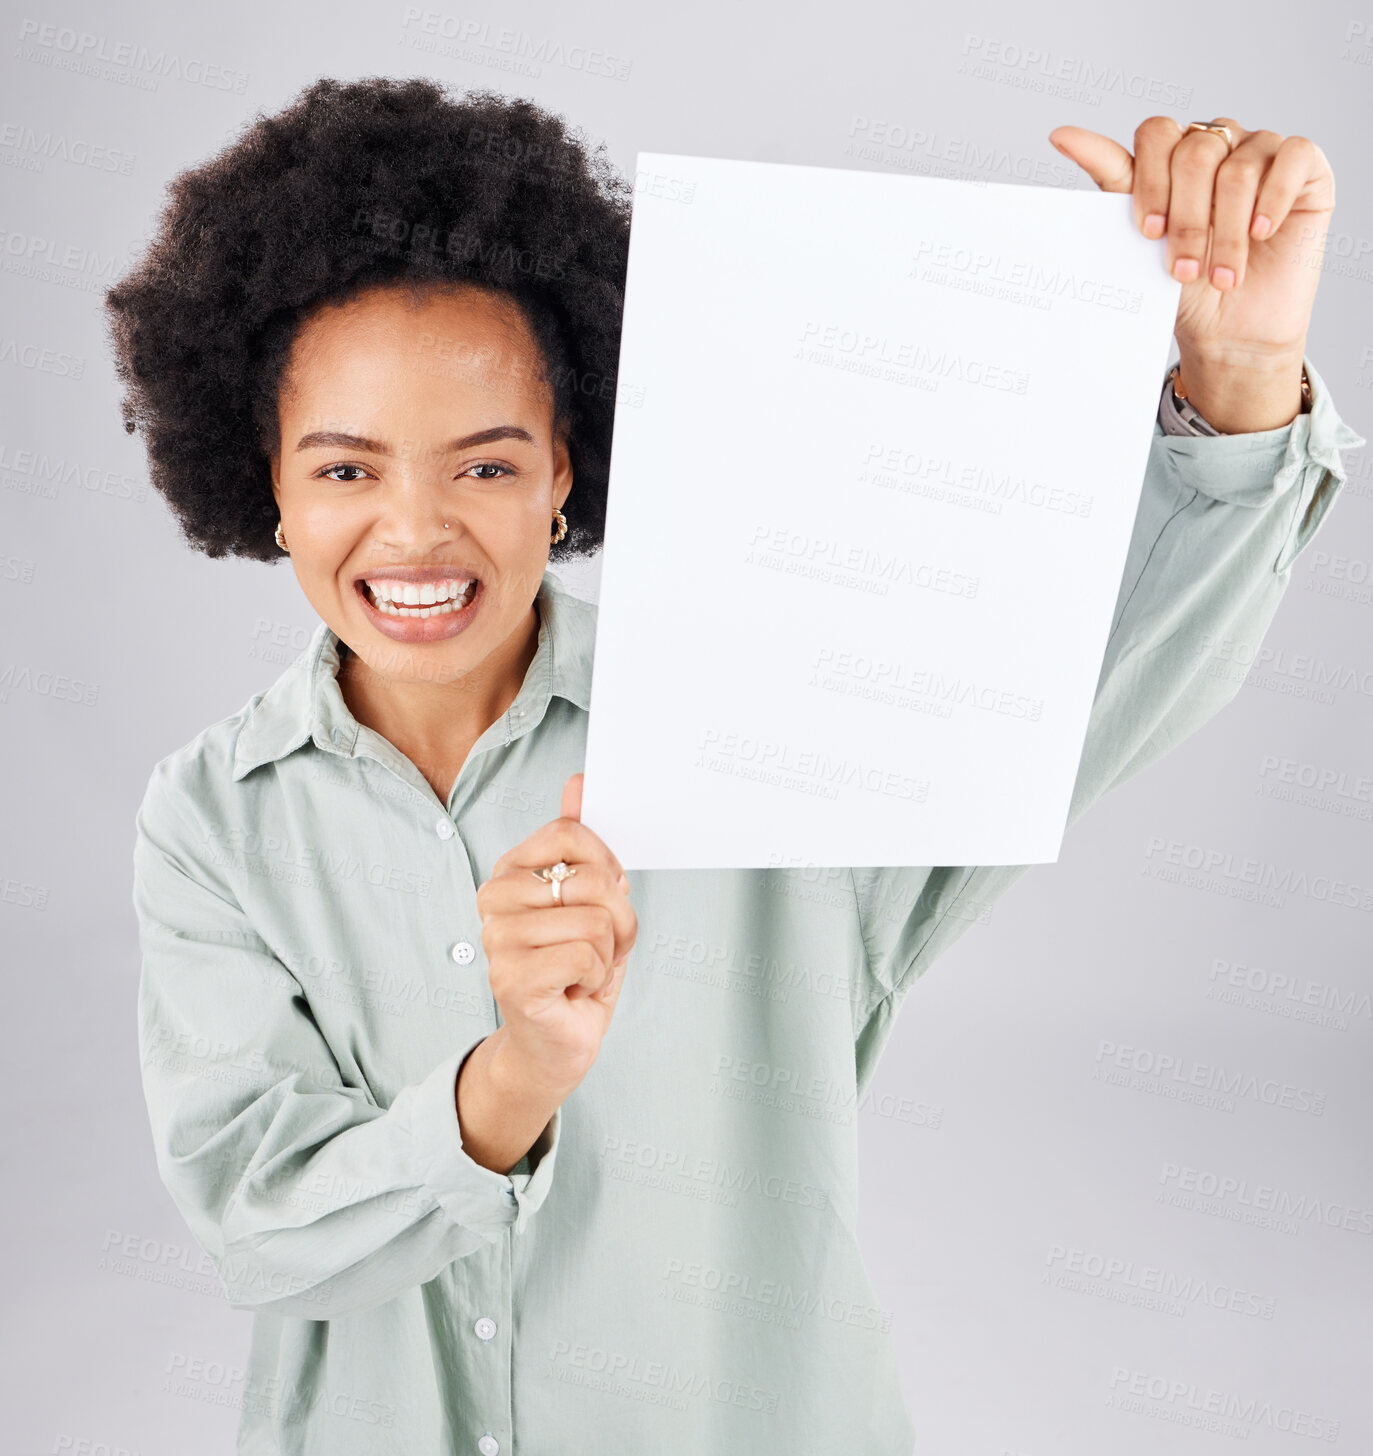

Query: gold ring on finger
[1183,120,1236,155]
[532,859,577,904]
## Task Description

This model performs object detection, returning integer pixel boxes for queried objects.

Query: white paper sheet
[579,151,1182,870]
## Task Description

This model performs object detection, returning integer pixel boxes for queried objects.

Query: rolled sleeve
[402,1033,562,1238]
[133,761,562,1319]
[1147,356,1364,573]
[1075,353,1365,818]
[852,355,1365,1008]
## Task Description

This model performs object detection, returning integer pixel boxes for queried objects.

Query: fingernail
[1251,214,1272,239]
[1172,257,1200,283]
[1143,213,1166,239]
[1210,265,1236,289]
[618,873,630,894]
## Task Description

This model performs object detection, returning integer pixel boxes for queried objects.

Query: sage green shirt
[132,358,1363,1455]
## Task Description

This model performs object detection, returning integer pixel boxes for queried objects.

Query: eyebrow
[294,424,535,454]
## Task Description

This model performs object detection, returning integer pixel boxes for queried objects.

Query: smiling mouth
[355,578,479,618]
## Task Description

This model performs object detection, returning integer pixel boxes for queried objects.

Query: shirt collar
[231,567,594,782]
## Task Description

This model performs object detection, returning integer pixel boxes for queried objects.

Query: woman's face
[270,281,572,684]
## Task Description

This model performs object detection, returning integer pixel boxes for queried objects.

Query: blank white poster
[580,151,1182,870]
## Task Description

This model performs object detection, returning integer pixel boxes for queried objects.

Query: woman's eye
[319,464,369,483]
[467,462,512,480]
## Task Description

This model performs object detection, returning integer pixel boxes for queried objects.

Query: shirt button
[435,817,455,840]
[477,1436,499,1456]
[473,1316,496,1340]
[450,940,476,965]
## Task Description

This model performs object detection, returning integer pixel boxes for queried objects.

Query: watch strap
[1161,362,1312,437]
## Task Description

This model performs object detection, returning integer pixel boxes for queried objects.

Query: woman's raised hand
[1050,116,1331,433]
[475,772,638,1097]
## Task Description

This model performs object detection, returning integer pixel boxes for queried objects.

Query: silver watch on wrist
[1161,362,1312,437]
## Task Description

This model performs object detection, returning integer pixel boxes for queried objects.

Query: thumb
[1049,126,1135,194]
[561,772,583,822]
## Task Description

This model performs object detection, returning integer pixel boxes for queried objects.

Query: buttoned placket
[313,649,557,1456]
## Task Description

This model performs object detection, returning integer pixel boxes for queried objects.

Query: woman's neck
[334,601,542,794]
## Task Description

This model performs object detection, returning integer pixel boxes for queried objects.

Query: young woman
[110,77,1362,1454]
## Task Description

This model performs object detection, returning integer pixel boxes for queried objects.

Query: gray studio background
[4,2,1371,1452]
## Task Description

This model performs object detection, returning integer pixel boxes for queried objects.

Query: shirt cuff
[1150,355,1366,511]
[400,1028,563,1240]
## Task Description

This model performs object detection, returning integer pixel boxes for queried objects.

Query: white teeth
[362,578,477,618]
[364,576,472,604]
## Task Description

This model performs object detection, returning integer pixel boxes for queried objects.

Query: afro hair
[103,75,633,563]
